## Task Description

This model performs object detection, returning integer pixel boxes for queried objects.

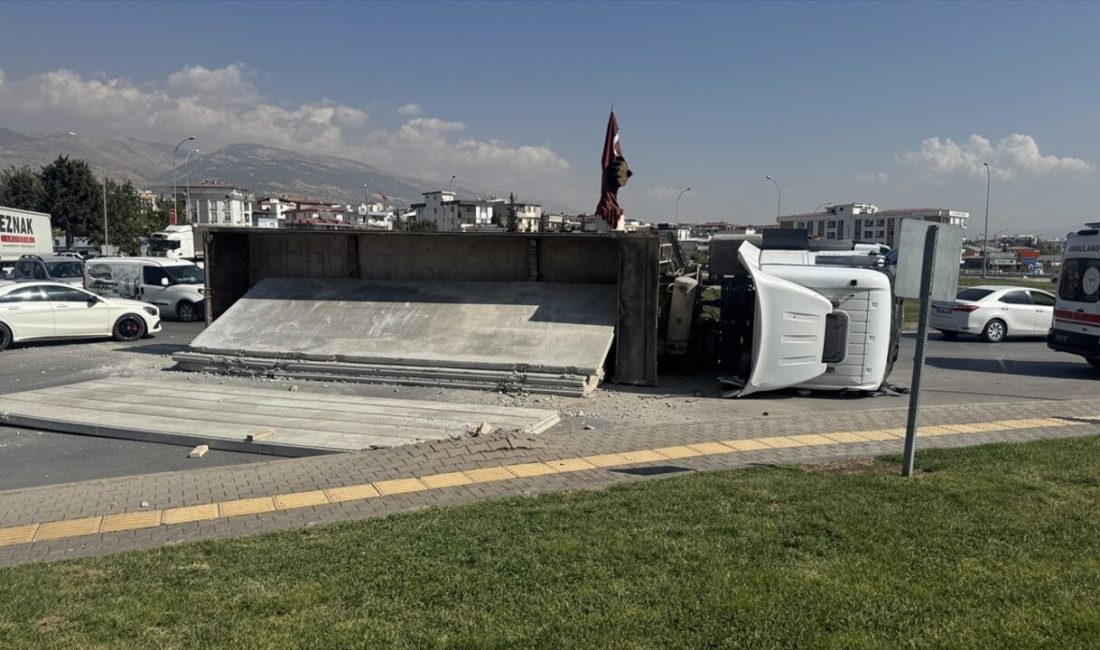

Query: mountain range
[0,127,565,211]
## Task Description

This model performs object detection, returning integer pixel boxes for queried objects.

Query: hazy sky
[1,1,1097,232]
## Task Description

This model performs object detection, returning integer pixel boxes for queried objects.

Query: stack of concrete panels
[173,278,618,396]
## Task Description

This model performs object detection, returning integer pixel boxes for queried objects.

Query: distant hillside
[155,143,448,207]
[0,128,569,211]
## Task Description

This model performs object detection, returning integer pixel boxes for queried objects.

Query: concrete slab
[178,279,617,394]
[0,378,560,456]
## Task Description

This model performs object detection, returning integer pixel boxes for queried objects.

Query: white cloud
[0,65,573,198]
[901,134,1094,181]
[854,171,889,186]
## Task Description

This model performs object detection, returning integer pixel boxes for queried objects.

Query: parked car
[0,281,161,351]
[12,254,85,287]
[931,285,1055,342]
[83,257,205,322]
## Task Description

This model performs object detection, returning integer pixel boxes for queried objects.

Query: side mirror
[160,277,170,286]
[87,296,99,306]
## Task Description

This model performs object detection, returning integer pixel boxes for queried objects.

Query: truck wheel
[981,319,1006,343]
[176,301,199,322]
[113,315,146,342]
[0,323,11,351]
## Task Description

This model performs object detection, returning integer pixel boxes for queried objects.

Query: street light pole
[982,162,991,279]
[814,202,833,212]
[448,175,456,192]
[172,136,196,224]
[183,149,200,224]
[675,187,691,222]
[765,175,781,218]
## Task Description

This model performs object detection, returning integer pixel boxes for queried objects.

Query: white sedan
[0,281,161,351]
[931,285,1055,343]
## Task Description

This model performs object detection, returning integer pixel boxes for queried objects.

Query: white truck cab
[706,233,899,397]
[84,257,205,322]
[1048,223,1100,367]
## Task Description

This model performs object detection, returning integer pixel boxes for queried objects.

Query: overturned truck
[173,228,899,397]
[173,230,661,396]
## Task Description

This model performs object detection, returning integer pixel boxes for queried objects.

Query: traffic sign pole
[902,225,939,477]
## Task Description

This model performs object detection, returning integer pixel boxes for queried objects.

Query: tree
[89,179,166,255]
[39,156,101,250]
[506,192,518,232]
[0,166,45,211]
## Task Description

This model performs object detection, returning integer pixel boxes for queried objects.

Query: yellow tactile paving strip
[0,416,1090,549]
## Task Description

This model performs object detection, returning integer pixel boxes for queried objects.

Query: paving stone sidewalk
[2,397,1099,567]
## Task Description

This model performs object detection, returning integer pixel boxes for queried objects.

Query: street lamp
[448,175,456,192]
[183,149,201,223]
[675,187,691,223]
[67,131,109,252]
[815,202,833,212]
[982,162,991,279]
[765,175,781,218]
[172,136,196,224]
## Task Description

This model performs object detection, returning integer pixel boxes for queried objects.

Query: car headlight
[143,306,158,316]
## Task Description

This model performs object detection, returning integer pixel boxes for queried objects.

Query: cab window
[999,291,1031,305]
[1029,291,1055,307]
[44,286,92,302]
[143,266,169,286]
[0,287,47,303]
[31,262,47,280]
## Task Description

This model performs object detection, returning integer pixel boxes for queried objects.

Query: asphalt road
[1,321,1097,491]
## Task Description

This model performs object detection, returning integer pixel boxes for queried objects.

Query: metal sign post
[902,225,938,477]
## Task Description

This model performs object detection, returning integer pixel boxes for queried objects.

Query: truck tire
[176,301,199,322]
[113,314,146,342]
[0,323,11,351]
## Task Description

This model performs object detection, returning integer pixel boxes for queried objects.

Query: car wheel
[938,330,958,340]
[981,319,1007,343]
[113,314,147,342]
[176,300,199,323]
[0,323,10,351]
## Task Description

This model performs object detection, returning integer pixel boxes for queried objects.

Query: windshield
[45,261,85,278]
[149,239,181,251]
[164,264,204,285]
[1059,257,1100,303]
[956,288,994,302]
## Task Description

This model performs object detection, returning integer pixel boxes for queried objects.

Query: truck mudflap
[721,241,832,397]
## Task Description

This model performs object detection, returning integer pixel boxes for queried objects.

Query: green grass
[3,436,1100,649]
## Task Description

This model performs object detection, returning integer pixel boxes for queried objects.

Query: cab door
[997,290,1039,335]
[44,285,109,337]
[1028,290,1056,334]
[140,265,171,308]
[0,285,54,339]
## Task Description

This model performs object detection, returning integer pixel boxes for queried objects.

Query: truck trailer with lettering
[0,206,53,278]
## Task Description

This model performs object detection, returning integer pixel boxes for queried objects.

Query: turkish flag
[595,111,628,228]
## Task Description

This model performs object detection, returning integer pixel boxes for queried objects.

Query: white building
[412,191,494,231]
[777,203,968,247]
[184,183,255,227]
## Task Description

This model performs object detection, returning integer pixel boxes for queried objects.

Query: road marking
[0,415,1094,549]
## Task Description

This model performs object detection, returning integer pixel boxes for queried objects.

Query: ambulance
[1048,223,1100,367]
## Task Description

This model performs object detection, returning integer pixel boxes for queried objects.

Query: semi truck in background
[0,206,53,278]
[148,224,202,263]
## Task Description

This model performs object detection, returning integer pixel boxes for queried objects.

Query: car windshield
[45,261,85,278]
[956,288,994,302]
[164,265,204,285]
